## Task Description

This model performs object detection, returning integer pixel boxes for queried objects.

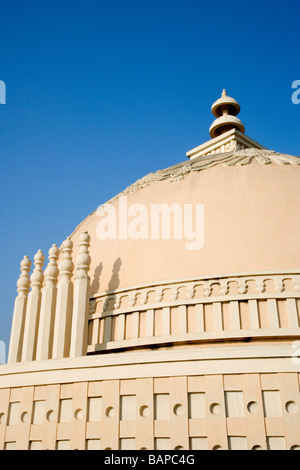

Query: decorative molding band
[89,293,300,320]
[87,329,300,354]
[89,271,300,315]
[87,271,300,355]
[186,129,266,159]
[0,344,298,389]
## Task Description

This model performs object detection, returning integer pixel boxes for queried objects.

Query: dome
[2,91,300,452]
[69,148,300,296]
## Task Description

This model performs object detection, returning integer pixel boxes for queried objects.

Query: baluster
[36,244,59,361]
[21,250,45,362]
[114,295,121,310]
[220,280,229,296]
[89,298,96,315]
[256,278,266,293]
[155,288,163,303]
[70,232,91,357]
[293,275,300,292]
[238,280,247,295]
[274,277,284,293]
[128,291,137,307]
[140,290,148,305]
[103,297,109,311]
[187,284,195,299]
[52,237,74,359]
[204,282,212,297]
[7,256,31,363]
[170,287,178,301]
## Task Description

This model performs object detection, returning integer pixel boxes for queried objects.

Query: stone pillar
[70,232,91,357]
[7,256,31,363]
[36,244,59,361]
[52,238,74,359]
[21,250,45,362]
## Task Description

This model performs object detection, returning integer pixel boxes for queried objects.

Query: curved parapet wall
[6,261,300,363]
[87,270,300,354]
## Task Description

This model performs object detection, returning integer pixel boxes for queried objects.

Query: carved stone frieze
[89,272,300,316]
[107,149,300,204]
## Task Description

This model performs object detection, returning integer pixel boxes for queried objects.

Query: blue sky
[0,0,299,355]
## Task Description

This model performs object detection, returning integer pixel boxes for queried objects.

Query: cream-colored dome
[69,148,300,295]
[3,93,300,452]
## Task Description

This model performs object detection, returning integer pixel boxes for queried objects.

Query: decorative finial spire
[30,250,45,288]
[59,237,74,279]
[74,231,91,280]
[209,90,245,138]
[44,244,59,286]
[17,256,31,296]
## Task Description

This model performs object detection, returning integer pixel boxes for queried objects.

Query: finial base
[186,128,266,160]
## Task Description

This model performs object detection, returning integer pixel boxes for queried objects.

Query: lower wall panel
[0,372,300,450]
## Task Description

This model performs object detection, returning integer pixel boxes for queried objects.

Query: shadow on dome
[108,257,122,291]
[90,262,103,295]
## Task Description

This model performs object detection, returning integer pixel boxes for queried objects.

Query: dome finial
[209,90,245,138]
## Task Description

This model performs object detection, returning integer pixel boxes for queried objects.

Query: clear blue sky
[0,0,299,355]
